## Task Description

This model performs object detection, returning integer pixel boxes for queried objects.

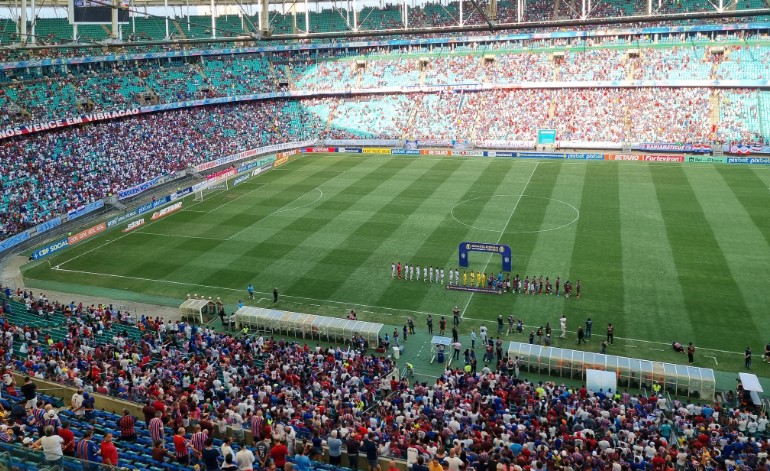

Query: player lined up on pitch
[391,262,582,297]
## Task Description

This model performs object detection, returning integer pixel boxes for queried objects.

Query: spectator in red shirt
[269,439,289,468]
[58,422,75,457]
[100,433,119,467]
[173,428,191,466]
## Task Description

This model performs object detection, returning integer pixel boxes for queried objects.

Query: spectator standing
[236,445,256,471]
[328,430,343,466]
[34,425,64,466]
[202,438,221,471]
[345,434,360,471]
[269,439,289,469]
[118,409,137,442]
[71,389,84,419]
[173,428,191,465]
[21,377,37,409]
[149,411,164,443]
[100,433,119,467]
[221,437,236,464]
[58,422,75,457]
[687,342,695,364]
[294,447,311,471]
[75,430,100,471]
[363,434,379,471]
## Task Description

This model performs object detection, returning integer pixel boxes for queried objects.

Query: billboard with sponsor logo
[122,219,146,233]
[641,155,685,162]
[391,149,421,155]
[605,154,641,161]
[151,202,183,220]
[207,167,237,181]
[363,148,392,154]
[687,156,727,163]
[30,238,69,260]
[67,201,105,221]
[68,223,106,245]
[727,157,770,164]
[303,147,337,153]
[420,149,452,156]
[336,147,363,153]
[274,156,290,168]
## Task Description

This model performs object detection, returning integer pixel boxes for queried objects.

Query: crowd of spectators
[2,32,768,127]
[1,288,769,471]
[0,99,321,238]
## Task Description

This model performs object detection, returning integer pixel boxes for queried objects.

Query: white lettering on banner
[122,219,146,232]
[150,202,183,220]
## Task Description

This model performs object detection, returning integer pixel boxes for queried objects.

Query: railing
[0,443,123,471]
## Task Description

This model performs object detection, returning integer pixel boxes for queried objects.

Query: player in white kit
[449,269,454,285]
[416,265,420,281]
[409,265,414,280]
[391,262,396,278]
[429,266,434,283]
[423,266,427,282]
[440,269,444,284]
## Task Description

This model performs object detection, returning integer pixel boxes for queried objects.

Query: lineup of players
[390,262,581,298]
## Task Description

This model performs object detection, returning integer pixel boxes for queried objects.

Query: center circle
[450,194,580,234]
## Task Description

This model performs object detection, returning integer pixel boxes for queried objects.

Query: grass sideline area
[22,153,770,376]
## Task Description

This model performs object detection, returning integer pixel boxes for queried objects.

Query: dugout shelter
[179,298,217,324]
[235,306,383,344]
[508,341,716,400]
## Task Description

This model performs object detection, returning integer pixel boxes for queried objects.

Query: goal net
[193,178,229,202]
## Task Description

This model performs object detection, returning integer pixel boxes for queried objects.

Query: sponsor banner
[416,139,453,147]
[362,148,392,154]
[233,175,250,187]
[518,152,564,159]
[485,151,516,157]
[584,153,605,160]
[420,149,452,156]
[196,148,259,172]
[68,222,106,245]
[209,183,227,190]
[390,149,421,155]
[304,147,336,153]
[642,155,685,162]
[274,156,290,168]
[252,163,273,177]
[107,209,138,228]
[605,154,642,161]
[455,150,485,156]
[67,200,105,221]
[636,143,712,153]
[686,156,727,164]
[122,218,146,233]
[30,238,69,260]
[170,187,193,201]
[207,167,237,181]
[0,108,141,140]
[565,153,605,160]
[275,149,298,159]
[336,147,363,153]
[0,231,31,253]
[32,217,63,235]
[727,157,770,165]
[151,202,183,220]
[118,176,162,200]
[477,140,534,149]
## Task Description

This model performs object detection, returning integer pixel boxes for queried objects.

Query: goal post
[193,178,229,202]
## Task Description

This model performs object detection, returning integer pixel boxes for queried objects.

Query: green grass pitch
[22,153,770,374]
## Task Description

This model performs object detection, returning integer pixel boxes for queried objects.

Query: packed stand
[0,100,322,238]
[0,289,768,471]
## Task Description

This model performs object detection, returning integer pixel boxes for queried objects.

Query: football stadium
[0,0,770,469]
